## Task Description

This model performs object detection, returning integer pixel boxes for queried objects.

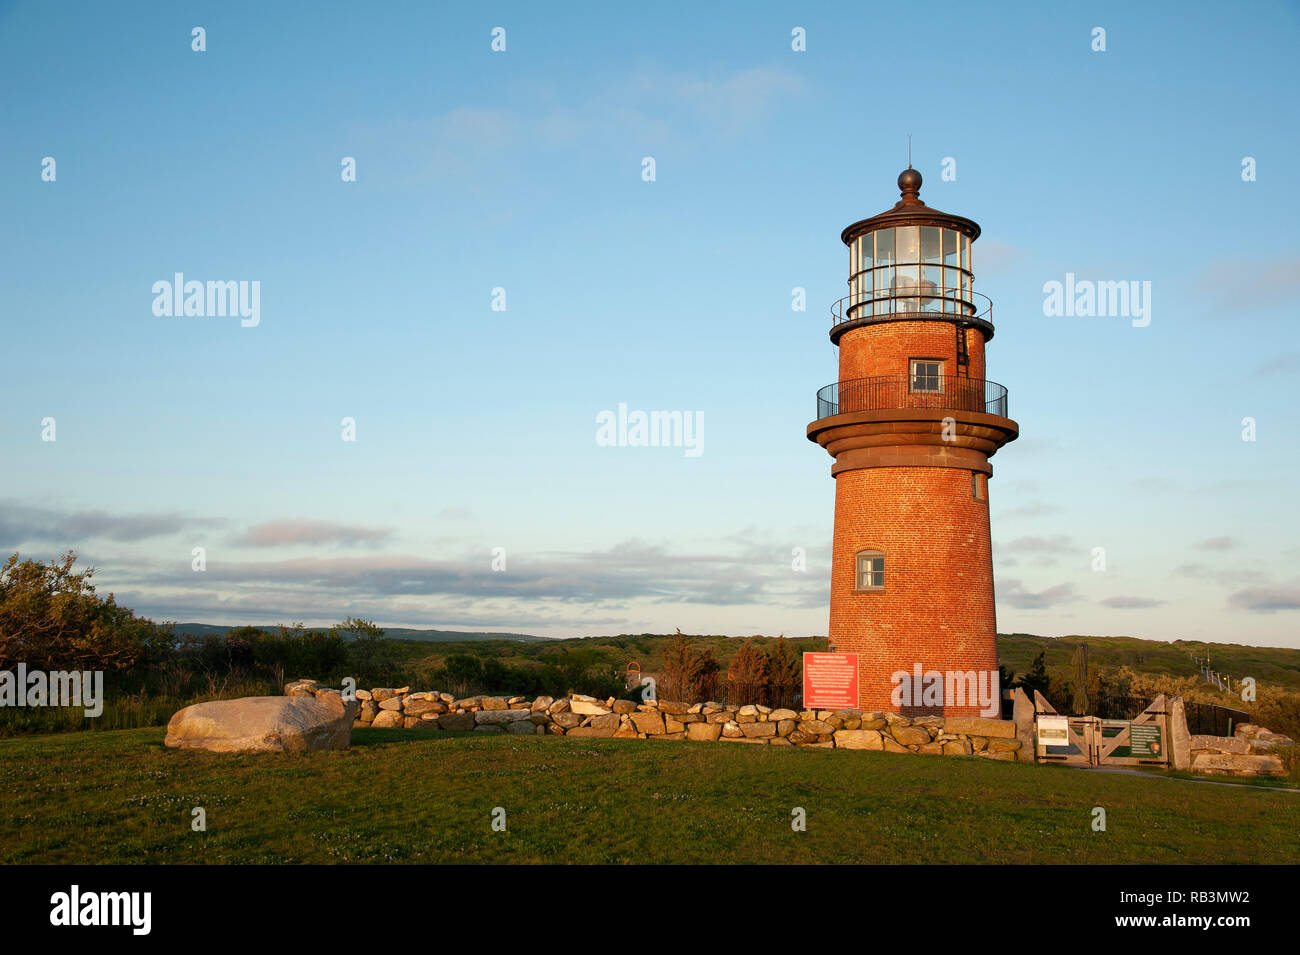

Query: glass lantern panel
[943,229,958,266]
[875,267,893,307]
[922,265,942,309]
[963,236,972,273]
[895,226,920,264]
[942,269,958,311]
[892,266,920,310]
[921,227,941,263]
[874,229,894,265]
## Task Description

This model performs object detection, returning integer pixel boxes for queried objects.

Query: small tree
[338,617,396,685]
[659,629,696,702]
[726,638,768,704]
[764,635,802,708]
[439,654,484,696]
[694,647,721,703]
[1017,651,1050,702]
[659,629,721,703]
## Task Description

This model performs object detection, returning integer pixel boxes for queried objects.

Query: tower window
[972,471,984,500]
[855,551,885,591]
[910,359,943,394]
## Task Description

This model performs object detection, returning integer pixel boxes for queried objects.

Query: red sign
[803,652,859,709]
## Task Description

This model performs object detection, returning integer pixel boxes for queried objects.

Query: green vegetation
[0,551,167,671]
[1,727,1296,865]
[997,633,1300,692]
[6,551,1300,743]
[172,622,549,643]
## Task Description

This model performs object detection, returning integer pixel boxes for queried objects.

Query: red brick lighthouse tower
[807,168,1018,716]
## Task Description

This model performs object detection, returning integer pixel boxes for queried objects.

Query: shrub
[0,551,165,671]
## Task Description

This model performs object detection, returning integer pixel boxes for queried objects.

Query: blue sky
[2,1,1298,646]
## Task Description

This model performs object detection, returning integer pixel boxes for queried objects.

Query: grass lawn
[1,727,1296,865]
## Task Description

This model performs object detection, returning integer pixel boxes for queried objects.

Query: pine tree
[726,638,769,703]
[659,629,694,702]
[1018,651,1050,701]
[764,635,802,708]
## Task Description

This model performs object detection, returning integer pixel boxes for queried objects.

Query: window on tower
[909,359,944,394]
[855,552,885,591]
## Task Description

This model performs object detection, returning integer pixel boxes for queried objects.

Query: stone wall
[284,681,1292,778]
[286,681,1023,759]
[1188,723,1294,778]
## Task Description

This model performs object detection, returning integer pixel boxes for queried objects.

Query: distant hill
[997,633,1300,691]
[170,623,549,643]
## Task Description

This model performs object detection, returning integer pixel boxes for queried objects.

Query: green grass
[2,727,1296,864]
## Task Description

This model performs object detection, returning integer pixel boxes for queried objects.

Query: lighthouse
[807,167,1018,716]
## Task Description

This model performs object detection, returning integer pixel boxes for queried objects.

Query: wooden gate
[1033,692,1169,768]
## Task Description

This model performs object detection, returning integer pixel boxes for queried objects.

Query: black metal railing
[1090,694,1155,720]
[831,287,993,331]
[815,375,1009,419]
[1049,692,1250,737]
[1184,701,1250,738]
[652,681,803,709]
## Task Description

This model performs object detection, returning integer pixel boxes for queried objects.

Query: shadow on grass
[349,728,480,747]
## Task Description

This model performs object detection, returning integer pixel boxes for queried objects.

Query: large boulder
[1190,734,1250,755]
[568,714,620,738]
[437,712,475,732]
[834,729,883,750]
[890,725,932,746]
[165,695,358,753]
[569,698,611,716]
[474,708,532,725]
[942,716,1016,739]
[630,711,666,735]
[687,722,722,742]
[1191,752,1287,777]
[403,698,444,717]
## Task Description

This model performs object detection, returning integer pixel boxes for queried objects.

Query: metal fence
[1184,700,1250,738]
[815,375,1009,419]
[1068,693,1250,738]
[1089,694,1156,720]
[654,681,803,709]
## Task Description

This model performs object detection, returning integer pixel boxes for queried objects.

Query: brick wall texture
[839,321,986,382]
[827,319,1000,716]
[829,465,998,716]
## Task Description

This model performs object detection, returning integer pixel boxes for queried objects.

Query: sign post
[1036,715,1070,748]
[803,652,859,709]
[1128,722,1162,758]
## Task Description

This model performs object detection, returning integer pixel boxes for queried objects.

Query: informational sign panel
[803,652,859,709]
[1037,715,1070,747]
[1129,722,1162,757]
